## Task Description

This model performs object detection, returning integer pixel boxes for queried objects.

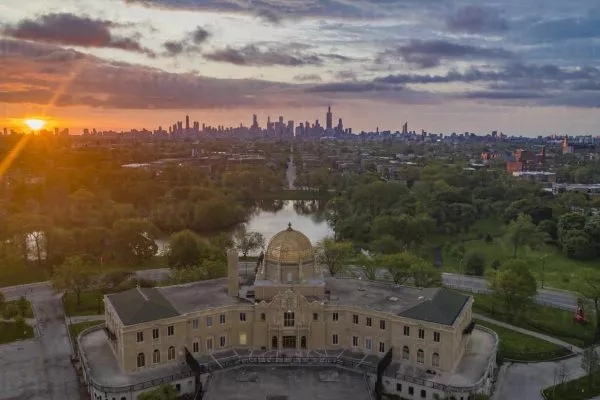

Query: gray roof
[106,287,180,326]
[398,289,469,326]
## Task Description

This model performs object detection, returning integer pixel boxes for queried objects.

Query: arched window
[137,352,145,368]
[432,352,440,367]
[153,349,160,364]
[168,346,176,361]
[402,346,410,360]
[417,349,424,364]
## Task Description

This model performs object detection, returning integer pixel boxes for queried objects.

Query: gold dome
[264,223,314,264]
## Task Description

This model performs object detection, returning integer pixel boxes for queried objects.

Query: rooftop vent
[417,296,424,300]
[389,296,399,302]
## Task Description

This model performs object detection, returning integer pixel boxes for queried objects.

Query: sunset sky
[1,0,599,135]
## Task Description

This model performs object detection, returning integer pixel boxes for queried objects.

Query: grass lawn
[63,290,105,317]
[69,320,103,351]
[0,266,48,288]
[0,321,34,344]
[475,319,572,361]
[471,292,595,347]
[3,299,34,318]
[442,236,600,292]
[543,373,600,400]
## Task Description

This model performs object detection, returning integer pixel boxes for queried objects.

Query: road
[0,283,80,400]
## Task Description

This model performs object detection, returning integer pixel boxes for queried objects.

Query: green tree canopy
[51,256,95,305]
[167,230,203,269]
[234,226,265,258]
[505,213,547,258]
[315,239,354,277]
[488,259,537,319]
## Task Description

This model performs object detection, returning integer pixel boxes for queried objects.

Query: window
[434,332,440,342]
[421,389,426,398]
[379,320,386,330]
[206,337,213,351]
[332,312,339,321]
[239,332,247,345]
[152,328,159,340]
[193,341,199,353]
[332,334,339,345]
[167,325,174,336]
[366,317,372,327]
[353,314,359,324]
[396,383,402,392]
[284,312,295,327]
[379,342,385,353]
[403,326,410,336]
[408,387,414,395]
[240,312,246,322]
[432,352,440,367]
[219,314,226,324]
[418,328,425,339]
[137,353,145,368]
[136,332,144,343]
[153,349,160,364]
[220,335,226,347]
[417,349,424,364]
[365,338,372,351]
[261,313,266,321]
[168,346,175,361]
[402,346,410,360]
[313,313,318,321]
[192,319,198,329]
[352,335,359,347]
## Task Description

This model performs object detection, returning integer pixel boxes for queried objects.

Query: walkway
[474,313,583,353]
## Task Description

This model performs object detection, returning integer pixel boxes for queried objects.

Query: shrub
[491,260,501,270]
[465,252,486,276]
[17,296,29,316]
[14,316,26,332]
[2,303,19,319]
[485,234,493,243]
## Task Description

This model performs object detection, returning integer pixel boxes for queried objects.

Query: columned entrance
[282,336,297,349]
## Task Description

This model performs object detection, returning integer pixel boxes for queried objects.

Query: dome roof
[264,223,314,264]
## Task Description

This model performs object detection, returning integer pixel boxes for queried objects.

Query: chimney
[227,249,239,297]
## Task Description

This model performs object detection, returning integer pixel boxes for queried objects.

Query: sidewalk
[474,313,583,353]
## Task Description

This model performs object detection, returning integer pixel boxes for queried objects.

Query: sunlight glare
[24,119,47,131]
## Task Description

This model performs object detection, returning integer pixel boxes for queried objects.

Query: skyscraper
[326,106,333,130]
[185,115,190,132]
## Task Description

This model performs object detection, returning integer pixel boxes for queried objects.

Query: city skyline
[1,0,599,135]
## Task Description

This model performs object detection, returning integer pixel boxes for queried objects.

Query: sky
[0,0,599,135]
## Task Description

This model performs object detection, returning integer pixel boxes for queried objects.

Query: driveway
[0,284,80,400]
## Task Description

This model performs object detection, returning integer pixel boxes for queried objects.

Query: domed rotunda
[254,223,325,300]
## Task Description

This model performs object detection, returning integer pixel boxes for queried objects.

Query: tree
[137,384,178,400]
[465,252,486,276]
[505,213,547,258]
[357,253,378,281]
[0,291,4,309]
[52,256,94,305]
[488,259,537,319]
[581,347,600,387]
[113,219,159,263]
[315,239,354,277]
[537,219,557,241]
[578,269,600,343]
[234,226,265,258]
[17,296,28,316]
[325,196,352,240]
[447,244,466,274]
[557,212,586,244]
[411,261,442,287]
[167,230,202,269]
[562,230,594,260]
[377,252,421,285]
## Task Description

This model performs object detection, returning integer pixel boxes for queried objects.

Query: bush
[491,260,501,270]
[17,296,29,316]
[465,252,486,276]
[2,303,19,319]
[485,234,493,243]
[14,316,26,331]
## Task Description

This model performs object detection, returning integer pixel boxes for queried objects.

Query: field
[63,290,105,317]
[0,321,34,344]
[471,292,595,347]
[543,373,600,400]
[475,320,571,361]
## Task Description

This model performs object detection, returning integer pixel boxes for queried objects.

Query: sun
[24,119,47,131]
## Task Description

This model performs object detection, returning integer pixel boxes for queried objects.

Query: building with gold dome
[78,224,498,400]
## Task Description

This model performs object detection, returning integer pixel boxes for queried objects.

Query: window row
[338,313,386,330]
[402,326,441,343]
[333,334,386,353]
[136,346,177,367]
[136,326,175,342]
[401,346,440,367]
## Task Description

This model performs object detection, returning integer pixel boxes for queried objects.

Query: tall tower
[227,249,239,297]
[326,106,333,130]
[185,115,190,132]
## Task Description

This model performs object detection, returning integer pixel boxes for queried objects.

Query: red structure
[575,298,587,324]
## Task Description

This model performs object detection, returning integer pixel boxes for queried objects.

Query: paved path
[69,315,105,324]
[475,314,583,353]
[0,284,80,400]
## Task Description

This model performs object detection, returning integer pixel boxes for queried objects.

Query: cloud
[162,26,210,56]
[204,45,323,66]
[379,40,513,68]
[255,8,282,24]
[191,27,210,44]
[525,15,600,43]
[293,74,322,82]
[335,70,358,81]
[460,91,544,99]
[3,13,153,56]
[307,81,402,93]
[163,41,185,55]
[446,6,509,34]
